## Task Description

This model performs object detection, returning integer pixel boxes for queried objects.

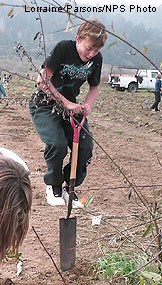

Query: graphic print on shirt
[60,61,93,80]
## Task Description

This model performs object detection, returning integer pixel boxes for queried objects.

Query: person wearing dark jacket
[151,73,162,111]
[0,80,6,100]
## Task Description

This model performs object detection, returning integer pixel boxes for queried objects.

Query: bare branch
[32,226,67,285]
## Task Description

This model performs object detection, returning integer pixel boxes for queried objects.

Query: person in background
[151,73,162,111]
[0,80,6,101]
[0,147,32,261]
[2,74,12,88]
[29,18,107,208]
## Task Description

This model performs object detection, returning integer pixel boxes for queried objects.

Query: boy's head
[76,19,107,62]
[0,155,32,261]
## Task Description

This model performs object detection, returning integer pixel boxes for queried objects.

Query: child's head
[76,19,107,62]
[0,155,32,261]
[77,19,107,49]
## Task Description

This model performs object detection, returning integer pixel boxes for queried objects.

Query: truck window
[138,71,147,77]
[151,72,158,78]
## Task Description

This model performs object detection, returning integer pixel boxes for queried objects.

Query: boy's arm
[37,66,82,114]
[81,85,99,116]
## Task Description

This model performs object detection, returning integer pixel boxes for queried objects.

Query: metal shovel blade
[59,217,77,271]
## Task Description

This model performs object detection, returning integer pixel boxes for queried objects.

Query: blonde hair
[0,155,32,261]
[77,19,107,48]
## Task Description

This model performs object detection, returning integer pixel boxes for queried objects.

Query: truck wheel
[128,82,137,93]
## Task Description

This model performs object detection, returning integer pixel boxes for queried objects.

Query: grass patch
[89,252,140,284]
[88,251,162,285]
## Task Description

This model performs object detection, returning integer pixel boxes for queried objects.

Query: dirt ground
[0,78,162,285]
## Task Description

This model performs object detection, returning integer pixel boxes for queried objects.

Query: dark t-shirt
[43,40,103,103]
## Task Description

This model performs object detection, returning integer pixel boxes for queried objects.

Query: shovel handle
[70,116,85,143]
[70,116,85,180]
[67,116,85,219]
[70,142,79,180]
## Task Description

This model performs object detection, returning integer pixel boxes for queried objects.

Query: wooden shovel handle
[69,116,85,181]
[70,142,79,181]
[67,116,85,219]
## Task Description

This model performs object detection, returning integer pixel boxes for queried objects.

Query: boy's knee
[56,141,67,154]
[45,142,67,158]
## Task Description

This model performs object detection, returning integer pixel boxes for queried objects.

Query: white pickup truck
[108,67,160,93]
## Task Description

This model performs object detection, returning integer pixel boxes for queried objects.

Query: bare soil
[0,78,162,285]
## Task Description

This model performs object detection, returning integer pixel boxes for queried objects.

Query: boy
[0,147,32,261]
[29,19,107,207]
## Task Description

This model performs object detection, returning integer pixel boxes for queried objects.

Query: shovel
[59,115,85,272]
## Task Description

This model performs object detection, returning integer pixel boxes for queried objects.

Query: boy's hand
[81,103,91,116]
[66,102,83,114]
[66,103,91,116]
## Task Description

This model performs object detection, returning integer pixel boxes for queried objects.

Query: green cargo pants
[29,95,93,187]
